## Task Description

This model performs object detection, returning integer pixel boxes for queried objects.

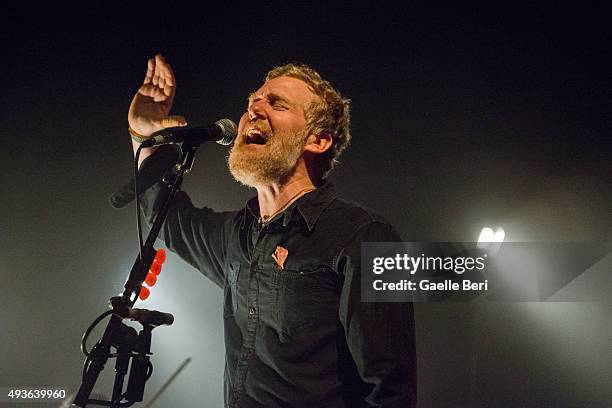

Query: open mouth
[245,130,268,145]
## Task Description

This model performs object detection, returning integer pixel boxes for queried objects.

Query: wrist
[128,126,151,143]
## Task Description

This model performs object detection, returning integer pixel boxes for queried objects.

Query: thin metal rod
[143,358,192,408]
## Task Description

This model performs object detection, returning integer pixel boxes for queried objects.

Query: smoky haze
[2,4,611,407]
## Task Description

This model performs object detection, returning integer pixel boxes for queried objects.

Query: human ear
[303,132,332,154]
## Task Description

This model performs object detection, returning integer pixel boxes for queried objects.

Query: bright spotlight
[477,226,505,253]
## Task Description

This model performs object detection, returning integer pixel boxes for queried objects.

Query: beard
[227,126,307,187]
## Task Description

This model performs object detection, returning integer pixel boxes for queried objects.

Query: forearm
[134,146,230,287]
[338,221,418,407]
[340,268,417,406]
[132,138,158,168]
[346,302,417,407]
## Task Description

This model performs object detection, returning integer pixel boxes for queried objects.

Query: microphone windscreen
[215,118,238,145]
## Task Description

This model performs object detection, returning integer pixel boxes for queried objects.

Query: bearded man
[120,54,417,407]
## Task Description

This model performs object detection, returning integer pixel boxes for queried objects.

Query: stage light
[477,226,505,253]
[477,227,505,244]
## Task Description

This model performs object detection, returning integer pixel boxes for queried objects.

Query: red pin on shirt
[272,246,289,270]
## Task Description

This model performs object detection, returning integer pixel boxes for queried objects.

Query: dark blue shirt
[116,146,417,407]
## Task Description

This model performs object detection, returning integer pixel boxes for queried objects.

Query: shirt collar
[240,181,337,231]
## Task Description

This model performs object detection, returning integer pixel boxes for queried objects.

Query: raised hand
[128,54,187,138]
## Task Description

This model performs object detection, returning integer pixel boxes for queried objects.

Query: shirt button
[249,307,256,315]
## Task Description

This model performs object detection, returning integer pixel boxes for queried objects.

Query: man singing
[121,54,416,407]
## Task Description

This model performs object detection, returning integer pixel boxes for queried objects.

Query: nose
[248,99,265,120]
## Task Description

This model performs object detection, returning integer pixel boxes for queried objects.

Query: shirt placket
[230,221,269,407]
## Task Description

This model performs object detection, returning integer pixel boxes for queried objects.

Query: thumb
[161,115,188,128]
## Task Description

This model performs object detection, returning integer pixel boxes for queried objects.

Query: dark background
[2,3,611,407]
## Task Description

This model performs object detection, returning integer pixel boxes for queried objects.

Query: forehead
[250,76,317,106]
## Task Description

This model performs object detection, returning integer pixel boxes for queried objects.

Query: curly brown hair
[265,63,351,181]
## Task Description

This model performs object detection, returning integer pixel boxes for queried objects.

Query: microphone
[140,118,237,148]
[113,306,175,327]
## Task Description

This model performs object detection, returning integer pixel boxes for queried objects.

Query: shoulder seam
[331,219,391,274]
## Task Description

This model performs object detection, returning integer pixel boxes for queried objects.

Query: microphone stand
[74,143,200,407]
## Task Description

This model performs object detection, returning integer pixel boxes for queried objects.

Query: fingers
[152,58,159,86]
[143,58,154,85]
[156,54,176,96]
[144,53,176,93]
[161,115,188,128]
[156,54,175,82]
[138,83,167,100]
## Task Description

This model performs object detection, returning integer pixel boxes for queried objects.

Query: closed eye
[247,92,292,110]
[269,94,291,109]
[273,102,289,110]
